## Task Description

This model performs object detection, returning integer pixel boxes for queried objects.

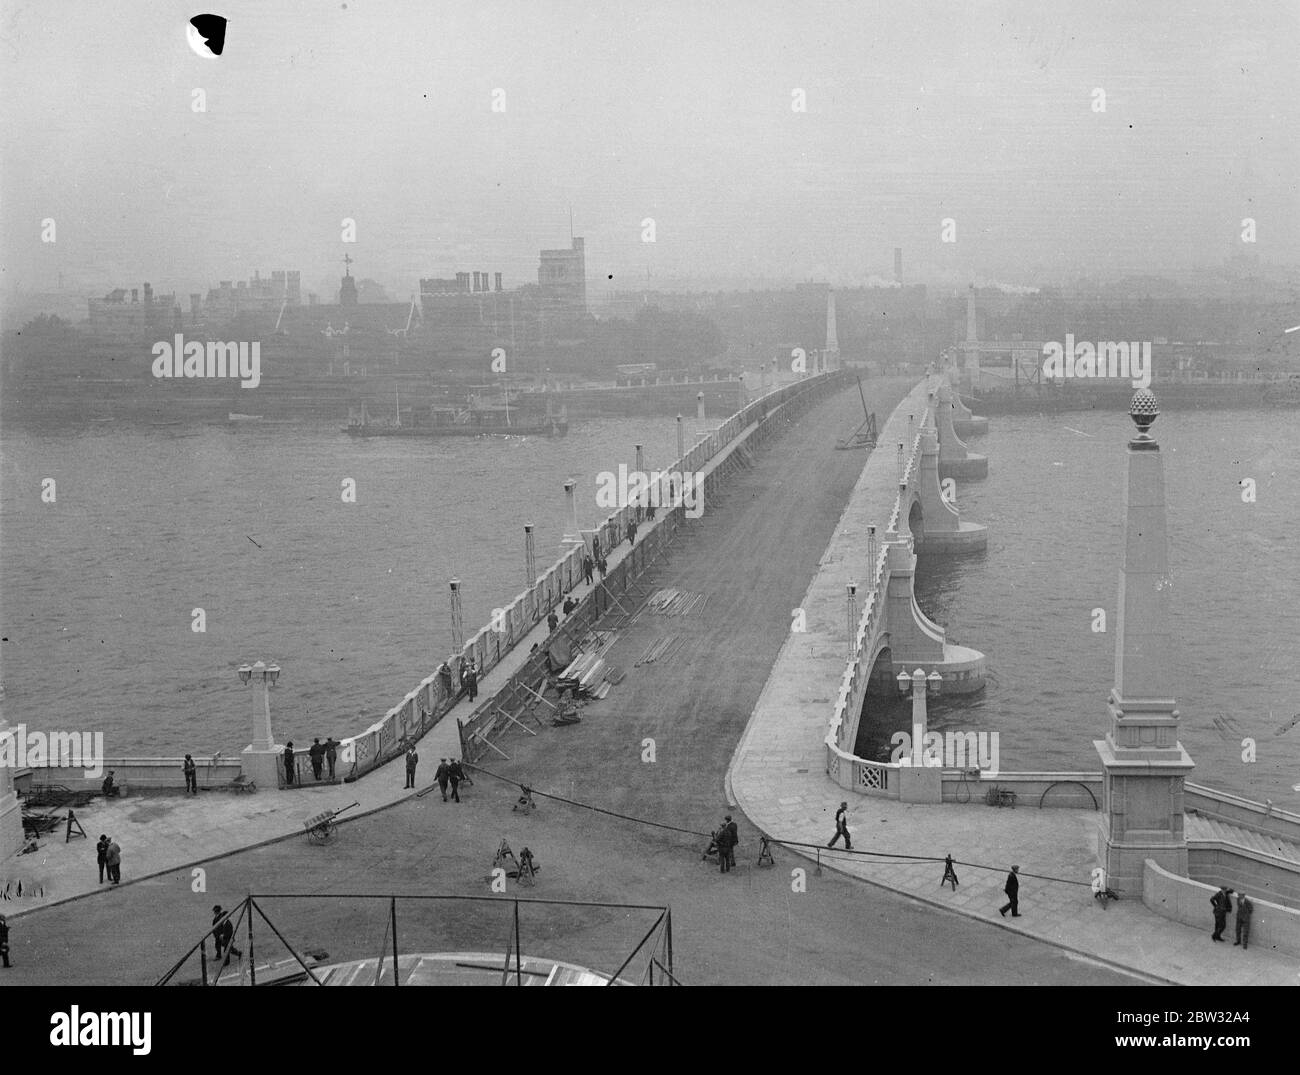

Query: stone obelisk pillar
[1094,390,1195,896]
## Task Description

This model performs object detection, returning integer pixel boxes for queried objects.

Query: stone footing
[952,416,989,438]
[938,453,988,481]
[918,520,988,554]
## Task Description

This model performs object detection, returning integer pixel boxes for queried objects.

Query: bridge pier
[936,382,988,481]
[944,366,989,437]
[912,422,987,554]
[882,532,985,695]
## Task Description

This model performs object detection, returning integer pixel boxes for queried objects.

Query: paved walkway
[728,379,1300,986]
[2,402,765,919]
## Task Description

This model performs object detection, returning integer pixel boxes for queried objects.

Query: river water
[0,415,684,755]
[859,406,1300,805]
[3,403,1297,806]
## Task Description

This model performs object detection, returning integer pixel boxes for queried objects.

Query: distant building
[88,282,179,338]
[538,237,586,320]
[202,269,301,322]
[339,254,358,308]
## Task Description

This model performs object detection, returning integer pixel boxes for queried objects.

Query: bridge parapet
[825,376,987,792]
[936,381,988,480]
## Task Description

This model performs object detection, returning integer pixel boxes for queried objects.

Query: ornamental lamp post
[239,659,283,791]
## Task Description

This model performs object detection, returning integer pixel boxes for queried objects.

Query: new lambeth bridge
[2,358,1298,986]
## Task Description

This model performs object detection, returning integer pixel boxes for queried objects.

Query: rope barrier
[464,762,1094,888]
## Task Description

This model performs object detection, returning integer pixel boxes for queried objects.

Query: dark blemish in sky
[190,14,228,56]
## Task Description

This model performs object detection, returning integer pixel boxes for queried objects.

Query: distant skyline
[3,1,1298,300]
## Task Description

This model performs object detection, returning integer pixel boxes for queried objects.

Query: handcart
[303,801,359,844]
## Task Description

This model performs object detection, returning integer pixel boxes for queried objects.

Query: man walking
[464,659,478,702]
[309,738,325,781]
[1233,892,1253,950]
[106,838,122,886]
[448,759,464,802]
[183,754,198,794]
[827,801,852,850]
[547,610,559,633]
[212,905,241,962]
[714,820,734,873]
[941,854,960,891]
[96,833,110,884]
[583,554,594,585]
[999,865,1020,917]
[0,914,11,968]
[404,745,419,789]
[1211,886,1234,941]
[723,815,739,872]
[438,661,454,701]
[627,520,638,546]
[435,758,450,801]
[325,736,339,779]
[283,741,296,787]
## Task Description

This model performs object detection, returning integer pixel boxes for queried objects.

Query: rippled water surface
[861,407,1300,805]
[3,405,1298,806]
[1,415,684,754]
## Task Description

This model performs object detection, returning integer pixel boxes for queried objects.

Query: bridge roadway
[4,377,1291,984]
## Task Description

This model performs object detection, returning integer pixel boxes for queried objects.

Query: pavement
[727,377,1300,987]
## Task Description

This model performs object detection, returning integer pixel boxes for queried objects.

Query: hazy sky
[2,0,1297,297]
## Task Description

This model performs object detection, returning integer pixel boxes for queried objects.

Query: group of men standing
[281,737,341,786]
[1211,886,1253,949]
[403,749,467,802]
[95,834,122,885]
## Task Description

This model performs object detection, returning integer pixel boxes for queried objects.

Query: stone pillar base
[240,747,283,792]
[1097,817,1189,897]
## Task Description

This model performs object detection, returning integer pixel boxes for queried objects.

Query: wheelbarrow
[303,801,359,844]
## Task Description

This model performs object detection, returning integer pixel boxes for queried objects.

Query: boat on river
[344,388,569,437]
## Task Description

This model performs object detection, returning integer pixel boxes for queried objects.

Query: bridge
[817,376,988,800]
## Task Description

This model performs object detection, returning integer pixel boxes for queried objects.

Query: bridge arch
[907,498,925,550]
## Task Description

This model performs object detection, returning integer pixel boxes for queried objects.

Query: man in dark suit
[827,801,852,850]
[1211,886,1234,941]
[714,821,734,873]
[1233,892,1253,949]
[723,815,739,871]
[282,742,295,786]
[96,834,110,884]
[212,905,241,962]
[999,865,1021,917]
